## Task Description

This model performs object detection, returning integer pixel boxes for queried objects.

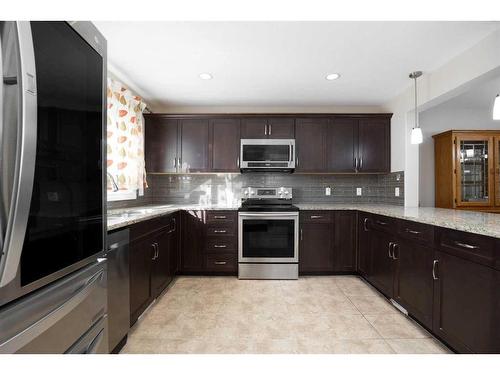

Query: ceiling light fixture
[409,71,423,145]
[199,73,213,80]
[325,73,340,81]
[493,94,500,120]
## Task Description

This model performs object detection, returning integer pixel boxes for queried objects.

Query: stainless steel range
[238,187,299,280]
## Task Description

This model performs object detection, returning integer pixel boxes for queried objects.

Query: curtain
[106,78,148,193]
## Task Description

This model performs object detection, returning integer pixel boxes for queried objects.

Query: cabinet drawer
[438,228,498,269]
[205,253,237,272]
[206,222,237,237]
[206,211,237,223]
[206,237,237,252]
[300,211,333,223]
[369,214,397,234]
[397,219,434,245]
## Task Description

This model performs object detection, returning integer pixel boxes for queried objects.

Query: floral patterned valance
[106,78,148,194]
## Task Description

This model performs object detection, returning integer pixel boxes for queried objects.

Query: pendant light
[409,71,423,144]
[494,94,500,120]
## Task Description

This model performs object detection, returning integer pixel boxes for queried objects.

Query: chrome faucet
[106,172,119,192]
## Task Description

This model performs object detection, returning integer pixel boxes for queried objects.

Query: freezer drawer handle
[0,269,104,354]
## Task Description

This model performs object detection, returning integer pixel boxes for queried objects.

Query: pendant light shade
[410,127,423,144]
[494,94,500,120]
[409,71,423,145]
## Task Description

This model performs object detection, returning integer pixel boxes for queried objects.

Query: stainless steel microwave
[240,139,295,172]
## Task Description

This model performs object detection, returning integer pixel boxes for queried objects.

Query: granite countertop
[108,203,500,239]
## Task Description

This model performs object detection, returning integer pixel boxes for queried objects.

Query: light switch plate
[395,187,400,197]
[325,186,331,196]
[356,187,362,196]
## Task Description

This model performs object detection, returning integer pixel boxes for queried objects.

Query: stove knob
[285,191,289,195]
[244,191,249,195]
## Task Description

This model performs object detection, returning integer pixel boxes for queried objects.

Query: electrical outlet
[325,186,331,196]
[395,187,400,197]
[356,187,362,196]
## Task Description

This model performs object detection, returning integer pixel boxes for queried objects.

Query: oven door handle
[239,212,298,217]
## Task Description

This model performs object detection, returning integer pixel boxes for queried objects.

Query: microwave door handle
[290,144,293,162]
[0,22,37,288]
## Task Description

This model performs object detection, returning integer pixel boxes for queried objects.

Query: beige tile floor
[121,276,451,354]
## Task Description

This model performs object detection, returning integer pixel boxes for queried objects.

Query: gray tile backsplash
[108,171,404,209]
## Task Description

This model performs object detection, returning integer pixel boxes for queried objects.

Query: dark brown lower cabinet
[357,213,372,277]
[299,212,334,274]
[433,250,500,353]
[393,241,434,329]
[180,210,205,273]
[333,211,356,272]
[129,235,154,325]
[368,231,395,298]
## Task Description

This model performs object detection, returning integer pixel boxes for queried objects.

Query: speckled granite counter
[108,203,500,239]
[107,203,239,231]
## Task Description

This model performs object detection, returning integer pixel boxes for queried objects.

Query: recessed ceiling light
[199,73,213,80]
[325,73,340,81]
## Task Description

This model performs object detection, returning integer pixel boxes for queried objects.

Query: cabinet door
[334,211,357,272]
[129,237,154,325]
[151,231,170,298]
[357,214,372,277]
[393,241,434,329]
[433,250,500,353]
[358,118,390,173]
[180,119,209,172]
[145,117,178,173]
[327,117,358,172]
[241,118,268,138]
[299,221,334,273]
[181,210,205,272]
[455,134,494,207]
[369,231,394,298]
[496,137,500,207]
[210,118,240,172]
[295,118,327,172]
[169,215,179,276]
[267,117,295,139]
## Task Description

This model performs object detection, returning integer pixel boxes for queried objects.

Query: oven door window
[242,219,295,258]
[242,145,290,162]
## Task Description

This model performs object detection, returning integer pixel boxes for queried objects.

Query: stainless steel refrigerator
[0,21,108,353]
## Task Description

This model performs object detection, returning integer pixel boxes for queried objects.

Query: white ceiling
[95,21,500,111]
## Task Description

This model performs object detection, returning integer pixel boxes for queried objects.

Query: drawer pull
[432,260,439,280]
[214,261,227,265]
[213,215,227,219]
[213,230,227,233]
[454,241,479,250]
[375,220,387,226]
[363,218,369,232]
[214,245,227,248]
[310,215,323,219]
[405,229,421,235]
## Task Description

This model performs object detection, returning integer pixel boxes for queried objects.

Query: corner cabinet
[145,114,391,174]
[434,130,500,212]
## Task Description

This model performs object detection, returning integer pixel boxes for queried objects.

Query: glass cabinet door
[455,135,494,207]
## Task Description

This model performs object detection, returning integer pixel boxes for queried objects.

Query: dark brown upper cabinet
[358,118,390,173]
[327,117,358,173]
[241,117,294,139]
[295,118,328,172]
[179,119,209,172]
[145,117,178,173]
[209,118,241,172]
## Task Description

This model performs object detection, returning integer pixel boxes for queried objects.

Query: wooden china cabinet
[433,130,500,213]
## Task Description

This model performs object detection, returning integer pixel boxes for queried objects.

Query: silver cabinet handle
[392,243,398,260]
[300,228,303,241]
[151,243,156,260]
[237,157,240,167]
[213,245,227,248]
[213,230,227,233]
[363,218,369,231]
[376,220,387,226]
[264,124,268,136]
[214,261,227,265]
[405,229,421,235]
[269,123,272,136]
[359,157,363,170]
[432,260,439,280]
[454,241,479,250]
[214,215,227,219]
[354,157,358,172]
[388,242,394,259]
[296,155,299,167]
[310,215,323,219]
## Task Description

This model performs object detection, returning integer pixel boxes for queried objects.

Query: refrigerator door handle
[0,21,38,288]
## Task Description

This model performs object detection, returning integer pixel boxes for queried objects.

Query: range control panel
[241,187,293,200]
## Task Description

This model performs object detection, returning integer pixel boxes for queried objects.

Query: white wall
[419,107,500,207]
[382,28,500,207]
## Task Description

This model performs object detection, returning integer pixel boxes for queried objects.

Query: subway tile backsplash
[108,171,404,209]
